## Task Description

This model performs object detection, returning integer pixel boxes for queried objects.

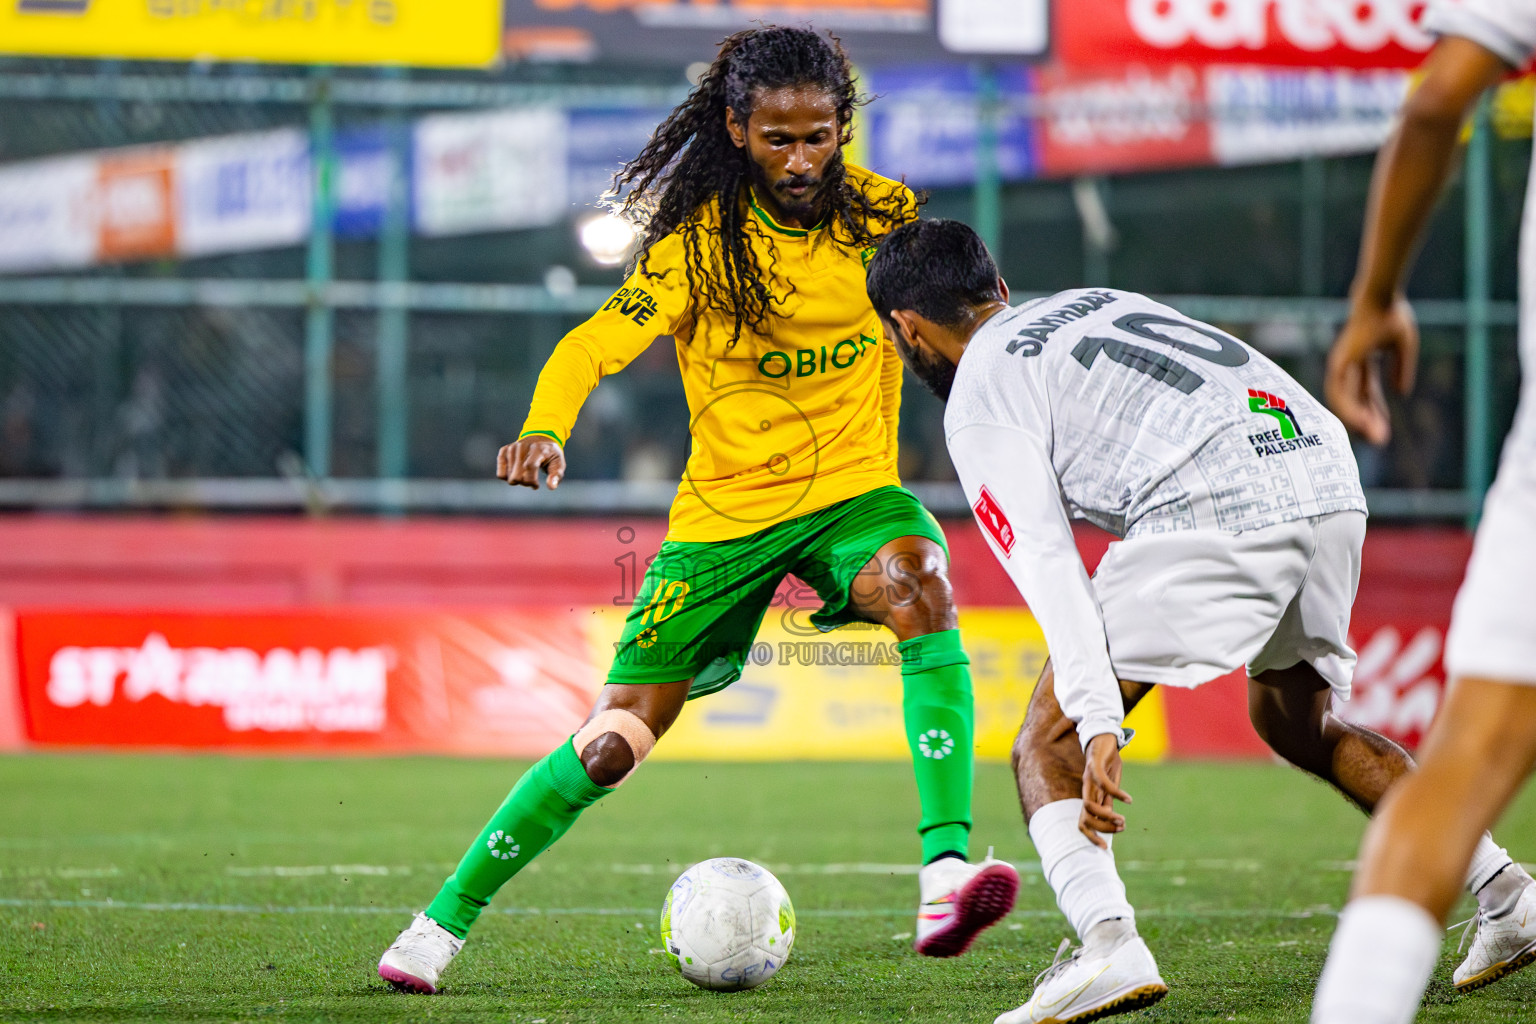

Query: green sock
[425,738,611,938]
[898,628,975,864]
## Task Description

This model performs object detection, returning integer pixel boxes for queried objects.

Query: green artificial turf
[2,754,1535,1022]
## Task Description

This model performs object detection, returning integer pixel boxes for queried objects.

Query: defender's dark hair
[610,25,917,348]
[866,218,1003,326]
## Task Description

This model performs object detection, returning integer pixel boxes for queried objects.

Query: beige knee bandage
[573,709,657,787]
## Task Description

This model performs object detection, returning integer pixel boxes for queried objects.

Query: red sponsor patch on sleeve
[972,486,1015,556]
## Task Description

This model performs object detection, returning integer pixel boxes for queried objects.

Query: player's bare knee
[574,709,657,788]
[886,568,957,636]
[580,732,636,787]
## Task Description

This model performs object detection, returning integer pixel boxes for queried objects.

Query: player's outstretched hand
[1080,733,1130,850]
[1324,296,1418,447]
[498,436,566,490]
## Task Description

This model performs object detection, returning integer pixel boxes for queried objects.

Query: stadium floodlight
[578,213,639,267]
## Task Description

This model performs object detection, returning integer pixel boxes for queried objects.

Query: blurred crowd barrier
[0,63,1444,277]
[0,56,1528,516]
[0,516,1469,760]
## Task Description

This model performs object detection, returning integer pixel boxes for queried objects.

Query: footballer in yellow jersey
[378,27,1015,995]
[518,165,911,542]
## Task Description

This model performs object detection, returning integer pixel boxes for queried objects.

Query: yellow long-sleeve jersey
[520,166,919,542]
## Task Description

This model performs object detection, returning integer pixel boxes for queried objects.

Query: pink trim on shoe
[379,962,437,994]
[915,861,1020,958]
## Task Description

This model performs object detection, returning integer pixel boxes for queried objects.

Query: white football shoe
[996,933,1168,1024]
[914,849,1020,958]
[378,912,464,994]
[1455,879,1536,994]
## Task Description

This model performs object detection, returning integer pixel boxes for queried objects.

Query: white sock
[1083,916,1137,956]
[1028,798,1135,940]
[1465,833,1515,897]
[1312,895,1442,1024]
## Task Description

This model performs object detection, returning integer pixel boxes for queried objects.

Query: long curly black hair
[610,26,918,348]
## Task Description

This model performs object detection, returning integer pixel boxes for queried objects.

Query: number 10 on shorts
[641,578,691,626]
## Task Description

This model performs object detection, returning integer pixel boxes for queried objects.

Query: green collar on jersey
[747,190,825,238]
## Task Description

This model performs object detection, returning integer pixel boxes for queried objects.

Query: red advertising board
[1034,63,1213,177]
[0,610,22,750]
[0,518,1483,759]
[1058,0,1434,70]
[16,610,601,756]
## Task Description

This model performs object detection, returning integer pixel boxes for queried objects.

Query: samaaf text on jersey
[1006,290,1118,357]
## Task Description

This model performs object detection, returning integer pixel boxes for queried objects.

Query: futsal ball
[659,857,796,991]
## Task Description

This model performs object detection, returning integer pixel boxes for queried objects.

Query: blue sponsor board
[566,107,669,211]
[332,125,406,241]
[863,65,1038,188]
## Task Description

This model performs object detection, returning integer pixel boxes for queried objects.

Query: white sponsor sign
[939,0,1049,54]
[0,154,97,273]
[1126,0,1432,54]
[177,129,311,257]
[45,632,389,733]
[1208,66,1410,165]
[414,107,568,237]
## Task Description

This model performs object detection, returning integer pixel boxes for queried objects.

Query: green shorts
[607,485,948,699]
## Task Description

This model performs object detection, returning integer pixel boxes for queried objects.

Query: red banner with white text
[1034,63,1213,177]
[1057,0,1435,70]
[15,610,603,756]
[0,519,1479,759]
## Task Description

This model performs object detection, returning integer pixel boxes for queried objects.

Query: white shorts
[1093,511,1366,701]
[1444,455,1536,684]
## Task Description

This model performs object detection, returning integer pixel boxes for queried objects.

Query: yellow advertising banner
[0,0,502,67]
[584,607,1170,764]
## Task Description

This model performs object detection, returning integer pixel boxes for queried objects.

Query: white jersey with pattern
[946,288,1366,537]
[944,289,1365,748]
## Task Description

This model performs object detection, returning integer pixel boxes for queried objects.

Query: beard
[747,150,838,227]
[895,332,957,403]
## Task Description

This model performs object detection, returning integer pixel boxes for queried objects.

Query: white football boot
[378,912,464,994]
[996,930,1168,1024]
[1455,879,1536,994]
[914,849,1020,957]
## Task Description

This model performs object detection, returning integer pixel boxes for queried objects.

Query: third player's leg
[1247,662,1413,813]
[1312,677,1536,1024]
[1353,676,1536,918]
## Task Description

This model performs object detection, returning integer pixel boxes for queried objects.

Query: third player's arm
[1328,36,1511,443]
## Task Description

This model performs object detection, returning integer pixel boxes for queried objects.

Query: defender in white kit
[865,218,1535,1024]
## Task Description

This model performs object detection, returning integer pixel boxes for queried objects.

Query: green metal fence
[0,62,1526,521]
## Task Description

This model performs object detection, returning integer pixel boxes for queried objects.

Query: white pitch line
[0,897,1343,920]
[211,859,1361,879]
[0,859,1377,882]
[225,865,397,877]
